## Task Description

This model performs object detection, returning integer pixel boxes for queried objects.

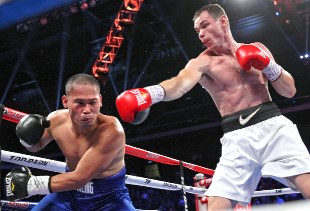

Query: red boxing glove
[116,85,165,124]
[236,44,282,81]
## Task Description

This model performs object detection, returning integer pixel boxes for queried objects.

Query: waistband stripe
[221,102,281,133]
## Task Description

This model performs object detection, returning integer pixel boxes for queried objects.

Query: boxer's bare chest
[198,54,268,115]
[53,124,97,166]
[200,55,264,91]
[200,55,241,89]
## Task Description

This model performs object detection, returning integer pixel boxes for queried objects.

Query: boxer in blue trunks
[5,73,135,210]
[33,166,133,210]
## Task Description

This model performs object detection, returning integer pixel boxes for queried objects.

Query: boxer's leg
[287,173,310,198]
[32,192,75,211]
[207,196,237,211]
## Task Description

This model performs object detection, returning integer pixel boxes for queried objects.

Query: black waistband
[221,101,281,133]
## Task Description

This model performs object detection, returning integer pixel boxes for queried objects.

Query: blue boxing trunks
[32,166,135,211]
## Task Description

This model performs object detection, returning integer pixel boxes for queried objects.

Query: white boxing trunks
[206,101,310,204]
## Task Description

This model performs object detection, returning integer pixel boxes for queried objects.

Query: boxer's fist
[116,85,165,124]
[236,44,270,71]
[116,88,152,124]
[16,114,50,148]
[5,166,31,200]
[236,44,282,81]
[5,166,51,201]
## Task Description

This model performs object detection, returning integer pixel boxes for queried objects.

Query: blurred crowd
[128,176,304,210]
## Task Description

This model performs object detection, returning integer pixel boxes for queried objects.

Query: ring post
[179,161,188,211]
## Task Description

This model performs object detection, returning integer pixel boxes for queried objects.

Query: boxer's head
[62,73,102,128]
[193,4,230,51]
[65,73,100,96]
[193,4,227,23]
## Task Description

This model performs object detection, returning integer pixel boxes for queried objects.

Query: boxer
[116,4,310,211]
[6,73,135,210]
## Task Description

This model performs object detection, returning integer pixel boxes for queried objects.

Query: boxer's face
[62,84,102,128]
[194,11,225,50]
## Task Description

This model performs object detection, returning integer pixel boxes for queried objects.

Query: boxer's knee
[207,196,236,211]
[287,173,310,198]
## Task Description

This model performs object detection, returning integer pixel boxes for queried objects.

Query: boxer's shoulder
[47,109,68,126]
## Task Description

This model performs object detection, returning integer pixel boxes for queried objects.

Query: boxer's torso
[48,110,125,179]
[197,44,271,117]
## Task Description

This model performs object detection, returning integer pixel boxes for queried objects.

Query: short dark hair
[193,4,227,21]
[65,73,100,95]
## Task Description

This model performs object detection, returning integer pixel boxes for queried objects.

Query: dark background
[1,0,310,208]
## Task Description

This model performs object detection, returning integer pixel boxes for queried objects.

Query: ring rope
[1,200,37,210]
[1,106,301,198]
[126,145,214,175]
[2,106,215,176]
[2,106,26,123]
[1,150,66,173]
[252,188,299,197]
[0,200,162,211]
[1,150,206,195]
[1,150,300,197]
[3,199,310,211]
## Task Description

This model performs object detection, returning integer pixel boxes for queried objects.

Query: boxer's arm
[160,58,204,101]
[49,118,124,192]
[270,69,296,98]
[25,129,53,152]
[255,43,296,98]
[116,58,204,124]
[25,111,57,152]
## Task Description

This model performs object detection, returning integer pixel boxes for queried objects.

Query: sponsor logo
[130,89,147,106]
[3,108,25,120]
[258,51,268,61]
[1,201,29,209]
[9,156,49,166]
[146,152,159,160]
[5,177,14,196]
[163,182,178,189]
[77,182,94,194]
[184,163,195,169]
[239,108,260,125]
[275,189,282,193]
[145,179,151,184]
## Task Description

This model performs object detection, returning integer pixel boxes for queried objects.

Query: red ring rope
[2,106,215,176]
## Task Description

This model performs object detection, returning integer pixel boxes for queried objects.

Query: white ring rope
[1,150,205,195]
[1,150,300,197]
[252,188,299,197]
[1,150,66,173]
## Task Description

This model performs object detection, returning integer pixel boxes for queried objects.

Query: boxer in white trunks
[115,3,310,211]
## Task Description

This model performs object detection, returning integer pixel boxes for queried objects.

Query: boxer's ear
[219,15,228,28]
[62,95,68,108]
[99,94,102,107]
